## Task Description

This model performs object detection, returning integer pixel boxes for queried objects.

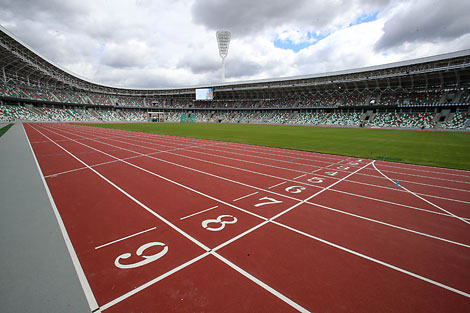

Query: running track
[23,123,470,313]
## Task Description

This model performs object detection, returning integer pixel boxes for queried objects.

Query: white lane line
[180,206,218,220]
[71,126,470,204]
[330,188,470,221]
[233,192,258,202]
[212,252,311,313]
[376,160,470,178]
[271,221,470,299]
[77,123,470,184]
[49,124,470,299]
[293,173,307,180]
[306,201,470,248]
[23,125,100,312]
[373,161,470,226]
[52,124,470,233]
[95,227,157,250]
[270,161,374,221]
[30,125,211,252]
[34,125,311,313]
[268,181,287,189]
[99,252,211,311]
[53,125,470,237]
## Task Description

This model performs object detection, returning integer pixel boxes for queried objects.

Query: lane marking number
[285,186,306,194]
[114,242,168,269]
[254,196,283,207]
[202,215,237,231]
[307,177,324,183]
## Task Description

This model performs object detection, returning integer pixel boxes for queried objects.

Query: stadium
[1,12,470,313]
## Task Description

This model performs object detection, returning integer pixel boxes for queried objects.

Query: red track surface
[24,123,470,313]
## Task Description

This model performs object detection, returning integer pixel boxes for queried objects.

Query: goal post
[148,112,166,122]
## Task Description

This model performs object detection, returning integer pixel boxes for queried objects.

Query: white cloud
[0,0,469,88]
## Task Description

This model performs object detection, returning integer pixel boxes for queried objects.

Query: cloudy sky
[1,0,469,88]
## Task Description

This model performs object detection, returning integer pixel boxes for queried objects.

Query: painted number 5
[115,242,168,269]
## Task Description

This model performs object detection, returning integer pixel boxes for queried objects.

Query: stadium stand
[440,111,470,129]
[0,27,469,130]
[370,112,437,129]
[120,110,147,121]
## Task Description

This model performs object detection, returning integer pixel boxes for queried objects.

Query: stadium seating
[440,111,470,129]
[88,93,113,106]
[116,96,146,107]
[323,112,362,126]
[370,112,437,129]
[0,103,50,121]
[0,84,20,98]
[120,110,147,121]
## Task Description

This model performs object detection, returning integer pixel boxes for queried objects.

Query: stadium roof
[1,25,470,99]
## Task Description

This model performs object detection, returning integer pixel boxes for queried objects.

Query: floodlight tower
[216,30,231,82]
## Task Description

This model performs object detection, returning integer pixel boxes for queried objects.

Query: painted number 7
[254,196,283,207]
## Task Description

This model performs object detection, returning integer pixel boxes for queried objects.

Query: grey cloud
[0,0,87,27]
[225,59,263,78]
[375,0,470,51]
[191,0,392,36]
[101,53,144,69]
[178,56,220,75]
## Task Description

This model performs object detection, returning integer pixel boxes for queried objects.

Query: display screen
[195,88,213,100]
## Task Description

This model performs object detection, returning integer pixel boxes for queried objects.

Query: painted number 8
[202,215,237,231]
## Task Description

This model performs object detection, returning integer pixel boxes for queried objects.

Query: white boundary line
[180,206,218,220]
[66,125,470,204]
[75,123,470,179]
[35,124,470,300]
[293,173,307,180]
[212,251,310,313]
[22,124,100,312]
[47,125,470,241]
[268,181,287,189]
[372,161,470,226]
[99,252,211,311]
[271,221,470,298]
[31,124,310,312]
[233,192,259,202]
[94,226,157,250]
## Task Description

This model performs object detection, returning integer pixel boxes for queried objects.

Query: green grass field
[0,123,13,138]
[78,123,470,170]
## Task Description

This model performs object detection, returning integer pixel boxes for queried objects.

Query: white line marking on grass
[180,206,219,220]
[95,227,157,250]
[372,161,470,226]
[233,192,258,202]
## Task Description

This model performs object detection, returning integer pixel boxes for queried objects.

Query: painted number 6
[285,186,306,194]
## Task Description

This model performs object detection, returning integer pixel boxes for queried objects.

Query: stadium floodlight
[216,30,231,82]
